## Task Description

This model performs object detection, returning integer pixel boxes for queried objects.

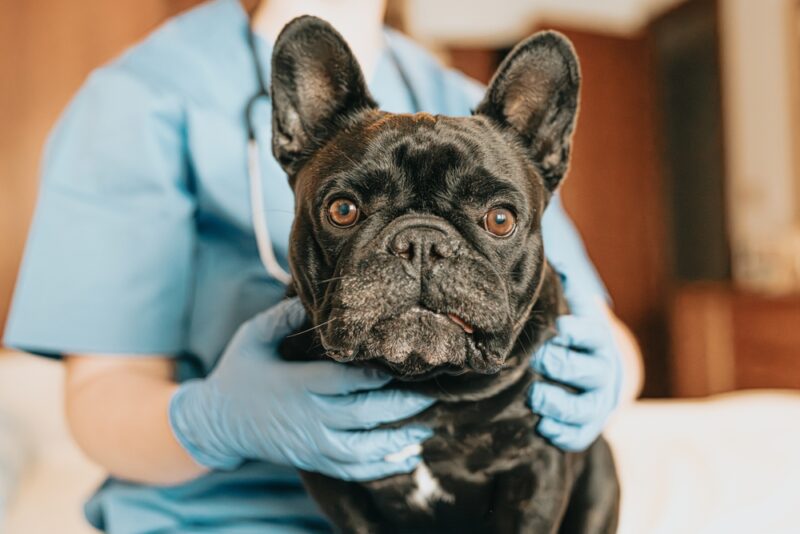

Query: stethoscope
[243,25,421,285]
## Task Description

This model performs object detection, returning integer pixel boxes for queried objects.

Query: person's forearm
[605,310,644,404]
[64,355,208,486]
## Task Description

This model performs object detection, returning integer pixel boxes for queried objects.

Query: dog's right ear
[270,16,377,177]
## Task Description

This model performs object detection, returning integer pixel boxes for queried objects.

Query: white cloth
[606,391,800,534]
[0,408,29,525]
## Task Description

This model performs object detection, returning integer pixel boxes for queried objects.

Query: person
[3,0,643,532]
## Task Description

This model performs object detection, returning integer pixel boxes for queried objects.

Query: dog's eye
[483,207,516,237]
[327,198,360,228]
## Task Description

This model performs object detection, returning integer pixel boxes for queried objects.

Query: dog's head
[271,17,579,379]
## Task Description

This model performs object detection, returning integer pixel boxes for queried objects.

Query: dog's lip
[447,313,474,334]
[369,359,469,381]
[409,305,475,335]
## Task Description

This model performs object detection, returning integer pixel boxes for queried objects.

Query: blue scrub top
[4,0,606,532]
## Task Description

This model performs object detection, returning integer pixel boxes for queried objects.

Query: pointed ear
[270,16,377,176]
[476,31,580,191]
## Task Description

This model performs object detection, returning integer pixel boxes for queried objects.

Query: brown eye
[327,198,360,228]
[483,207,516,237]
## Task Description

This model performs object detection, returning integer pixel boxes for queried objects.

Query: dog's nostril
[430,242,450,260]
[390,239,453,263]
[390,227,454,264]
[390,239,414,261]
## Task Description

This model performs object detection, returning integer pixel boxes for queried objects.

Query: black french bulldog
[271,16,620,534]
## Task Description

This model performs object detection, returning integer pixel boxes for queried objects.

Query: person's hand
[529,278,623,452]
[169,298,435,481]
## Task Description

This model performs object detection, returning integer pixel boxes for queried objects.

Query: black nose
[389,225,454,266]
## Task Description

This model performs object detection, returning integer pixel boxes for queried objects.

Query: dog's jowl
[271,15,620,534]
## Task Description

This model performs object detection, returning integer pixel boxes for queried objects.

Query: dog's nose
[389,226,454,265]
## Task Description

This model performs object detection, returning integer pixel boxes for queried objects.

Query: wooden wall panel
[669,284,735,396]
[448,48,498,85]
[0,0,203,340]
[731,291,800,390]
[671,283,800,396]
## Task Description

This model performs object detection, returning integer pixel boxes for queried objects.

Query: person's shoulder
[384,28,485,114]
[94,0,247,105]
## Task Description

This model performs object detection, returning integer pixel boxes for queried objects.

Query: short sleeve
[3,66,195,357]
[542,195,609,303]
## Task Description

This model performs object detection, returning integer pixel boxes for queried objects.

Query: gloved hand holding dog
[529,270,624,452]
[172,290,624,469]
[169,298,434,481]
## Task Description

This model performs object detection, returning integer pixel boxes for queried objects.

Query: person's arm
[606,306,644,404]
[63,300,436,487]
[64,355,207,486]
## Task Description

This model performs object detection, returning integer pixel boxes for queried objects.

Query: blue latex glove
[169,298,435,481]
[529,276,623,452]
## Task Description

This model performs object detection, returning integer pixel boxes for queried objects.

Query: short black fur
[271,16,619,533]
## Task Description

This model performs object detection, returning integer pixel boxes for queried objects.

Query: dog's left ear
[270,15,377,177]
[476,31,580,192]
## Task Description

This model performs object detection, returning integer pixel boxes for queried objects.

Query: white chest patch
[407,462,455,512]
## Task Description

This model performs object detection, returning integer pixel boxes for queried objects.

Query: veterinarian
[4,0,642,532]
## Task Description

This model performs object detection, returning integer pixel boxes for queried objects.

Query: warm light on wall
[719,0,800,294]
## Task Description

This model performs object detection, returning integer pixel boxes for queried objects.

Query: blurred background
[1,0,799,532]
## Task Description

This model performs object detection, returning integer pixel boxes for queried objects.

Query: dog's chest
[364,382,547,527]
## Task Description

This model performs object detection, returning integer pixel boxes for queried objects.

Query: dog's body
[270,16,620,533]
[285,271,618,533]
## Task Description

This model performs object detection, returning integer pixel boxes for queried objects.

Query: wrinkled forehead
[302,112,541,206]
[361,113,522,178]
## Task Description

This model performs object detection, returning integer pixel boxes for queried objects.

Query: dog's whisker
[286,318,335,338]
[316,275,350,286]
[521,327,535,348]
[433,376,452,397]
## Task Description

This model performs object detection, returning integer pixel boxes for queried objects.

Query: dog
[271,16,620,533]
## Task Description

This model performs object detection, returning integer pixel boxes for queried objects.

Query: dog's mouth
[412,305,475,336]
[320,303,503,379]
[368,358,470,381]
[446,312,474,334]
